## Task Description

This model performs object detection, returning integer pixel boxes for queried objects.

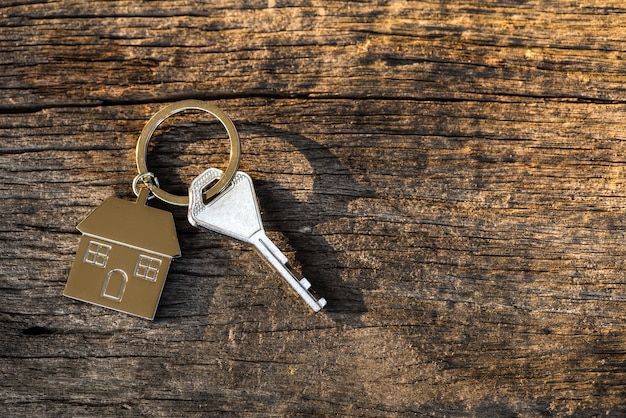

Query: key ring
[135,99,241,206]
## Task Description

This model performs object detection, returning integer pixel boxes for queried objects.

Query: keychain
[64,100,326,319]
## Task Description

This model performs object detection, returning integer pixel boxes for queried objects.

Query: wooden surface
[2,1,626,416]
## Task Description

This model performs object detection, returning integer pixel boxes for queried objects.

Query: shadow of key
[242,123,376,326]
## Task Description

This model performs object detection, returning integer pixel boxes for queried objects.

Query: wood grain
[2,1,626,416]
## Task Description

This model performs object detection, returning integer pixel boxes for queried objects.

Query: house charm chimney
[64,188,181,319]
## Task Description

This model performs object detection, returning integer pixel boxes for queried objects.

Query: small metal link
[132,172,160,200]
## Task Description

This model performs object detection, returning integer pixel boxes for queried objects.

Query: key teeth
[299,277,311,290]
[298,277,326,312]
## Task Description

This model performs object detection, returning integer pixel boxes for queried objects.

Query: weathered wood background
[2,1,626,416]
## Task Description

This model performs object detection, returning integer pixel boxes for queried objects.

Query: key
[188,168,327,312]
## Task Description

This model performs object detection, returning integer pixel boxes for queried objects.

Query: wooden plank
[3,1,626,109]
[1,1,626,416]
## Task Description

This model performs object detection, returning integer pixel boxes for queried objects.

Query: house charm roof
[64,189,181,319]
[77,191,181,258]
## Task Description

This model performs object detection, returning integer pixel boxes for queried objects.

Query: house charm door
[64,188,181,319]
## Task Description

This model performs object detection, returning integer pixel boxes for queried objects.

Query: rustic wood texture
[2,1,626,416]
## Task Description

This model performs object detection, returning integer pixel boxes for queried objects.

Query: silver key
[188,168,327,312]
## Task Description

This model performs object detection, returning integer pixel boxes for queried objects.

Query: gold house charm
[64,189,181,319]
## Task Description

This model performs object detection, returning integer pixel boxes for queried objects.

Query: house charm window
[83,241,111,268]
[134,255,162,282]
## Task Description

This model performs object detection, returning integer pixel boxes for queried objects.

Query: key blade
[189,168,264,243]
[252,231,327,312]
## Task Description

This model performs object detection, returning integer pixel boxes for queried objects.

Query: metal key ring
[135,100,241,206]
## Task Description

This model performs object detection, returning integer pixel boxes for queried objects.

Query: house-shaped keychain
[64,188,181,319]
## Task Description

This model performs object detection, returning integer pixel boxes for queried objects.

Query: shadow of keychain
[64,100,325,319]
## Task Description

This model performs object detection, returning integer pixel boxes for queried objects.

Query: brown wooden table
[2,2,625,416]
